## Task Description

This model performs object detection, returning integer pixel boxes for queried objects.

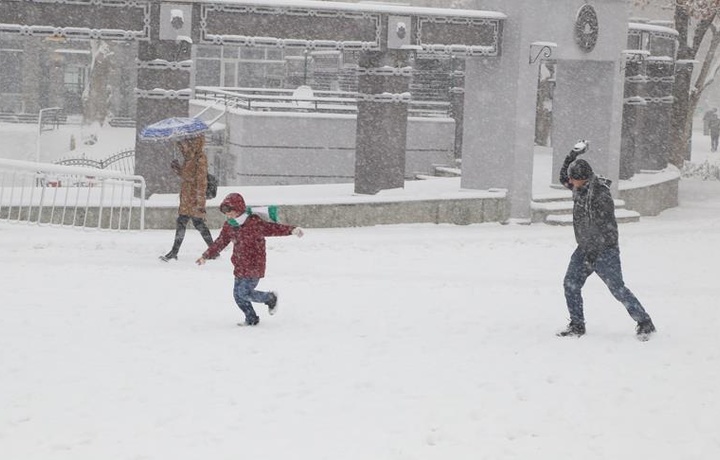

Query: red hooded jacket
[202,193,295,278]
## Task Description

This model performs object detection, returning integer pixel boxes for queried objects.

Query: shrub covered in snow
[681,160,720,181]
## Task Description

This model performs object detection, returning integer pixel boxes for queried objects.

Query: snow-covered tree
[635,1,720,166]
[82,40,114,127]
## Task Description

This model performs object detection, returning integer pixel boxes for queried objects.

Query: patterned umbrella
[139,117,209,141]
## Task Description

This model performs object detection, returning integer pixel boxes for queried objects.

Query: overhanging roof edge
[628,22,679,37]
[188,0,506,20]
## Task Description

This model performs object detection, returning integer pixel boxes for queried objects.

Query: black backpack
[206,173,218,199]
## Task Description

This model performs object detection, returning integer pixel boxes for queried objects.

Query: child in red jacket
[196,193,303,326]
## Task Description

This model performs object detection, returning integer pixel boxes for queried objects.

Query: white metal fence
[0,158,146,230]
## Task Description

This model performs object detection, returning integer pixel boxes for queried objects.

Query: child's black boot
[266,292,279,316]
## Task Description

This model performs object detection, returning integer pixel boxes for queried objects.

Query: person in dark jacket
[703,107,717,136]
[709,113,720,152]
[557,140,656,339]
[196,193,304,326]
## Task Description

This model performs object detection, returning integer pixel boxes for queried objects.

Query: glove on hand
[570,140,589,158]
[292,227,304,238]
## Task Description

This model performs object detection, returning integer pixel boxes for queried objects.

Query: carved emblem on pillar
[574,4,599,52]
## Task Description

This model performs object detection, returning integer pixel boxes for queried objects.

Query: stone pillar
[461,53,536,221]
[134,2,194,196]
[354,50,411,195]
[552,60,623,191]
[637,57,674,171]
[619,58,645,180]
[134,40,191,196]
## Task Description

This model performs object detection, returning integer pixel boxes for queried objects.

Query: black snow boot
[636,319,656,337]
[244,315,260,326]
[266,291,278,316]
[159,251,178,262]
[557,321,586,337]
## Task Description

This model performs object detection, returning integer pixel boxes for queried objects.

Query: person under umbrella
[160,135,214,261]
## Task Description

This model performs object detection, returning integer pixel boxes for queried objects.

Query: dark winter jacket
[560,156,619,257]
[202,214,295,279]
[710,117,720,136]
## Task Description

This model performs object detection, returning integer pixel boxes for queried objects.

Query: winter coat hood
[220,193,246,214]
[596,176,612,188]
[568,159,593,180]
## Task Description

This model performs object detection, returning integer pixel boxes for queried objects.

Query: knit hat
[568,159,593,180]
[219,193,246,214]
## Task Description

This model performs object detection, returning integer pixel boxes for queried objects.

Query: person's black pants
[167,215,213,256]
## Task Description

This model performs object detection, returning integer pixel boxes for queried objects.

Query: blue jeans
[563,246,651,324]
[233,277,273,321]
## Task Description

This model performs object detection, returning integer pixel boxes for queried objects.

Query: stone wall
[192,103,455,186]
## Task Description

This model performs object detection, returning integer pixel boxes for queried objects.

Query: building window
[650,35,676,58]
[196,58,221,86]
[626,33,641,51]
[223,61,236,87]
[195,45,334,89]
[63,65,87,95]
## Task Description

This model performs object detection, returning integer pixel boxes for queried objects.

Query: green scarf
[226,213,248,227]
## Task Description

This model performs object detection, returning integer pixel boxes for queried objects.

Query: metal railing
[0,112,67,124]
[194,86,451,118]
[0,158,146,231]
[55,148,136,176]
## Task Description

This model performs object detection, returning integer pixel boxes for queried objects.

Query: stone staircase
[431,165,462,177]
[417,163,641,226]
[531,197,641,226]
[414,160,462,180]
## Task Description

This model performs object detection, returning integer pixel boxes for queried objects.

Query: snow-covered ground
[2,122,720,459]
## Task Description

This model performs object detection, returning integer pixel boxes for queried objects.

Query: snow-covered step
[545,208,641,226]
[433,166,461,177]
[415,164,461,180]
[532,199,626,214]
[415,174,444,180]
[532,198,632,224]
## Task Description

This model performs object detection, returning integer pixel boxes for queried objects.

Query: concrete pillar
[354,50,411,195]
[133,2,197,196]
[551,59,623,190]
[620,59,644,180]
[637,57,673,170]
[462,54,536,220]
[134,39,191,196]
[460,0,537,221]
[461,0,627,215]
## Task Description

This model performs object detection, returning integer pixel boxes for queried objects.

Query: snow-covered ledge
[619,165,680,216]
